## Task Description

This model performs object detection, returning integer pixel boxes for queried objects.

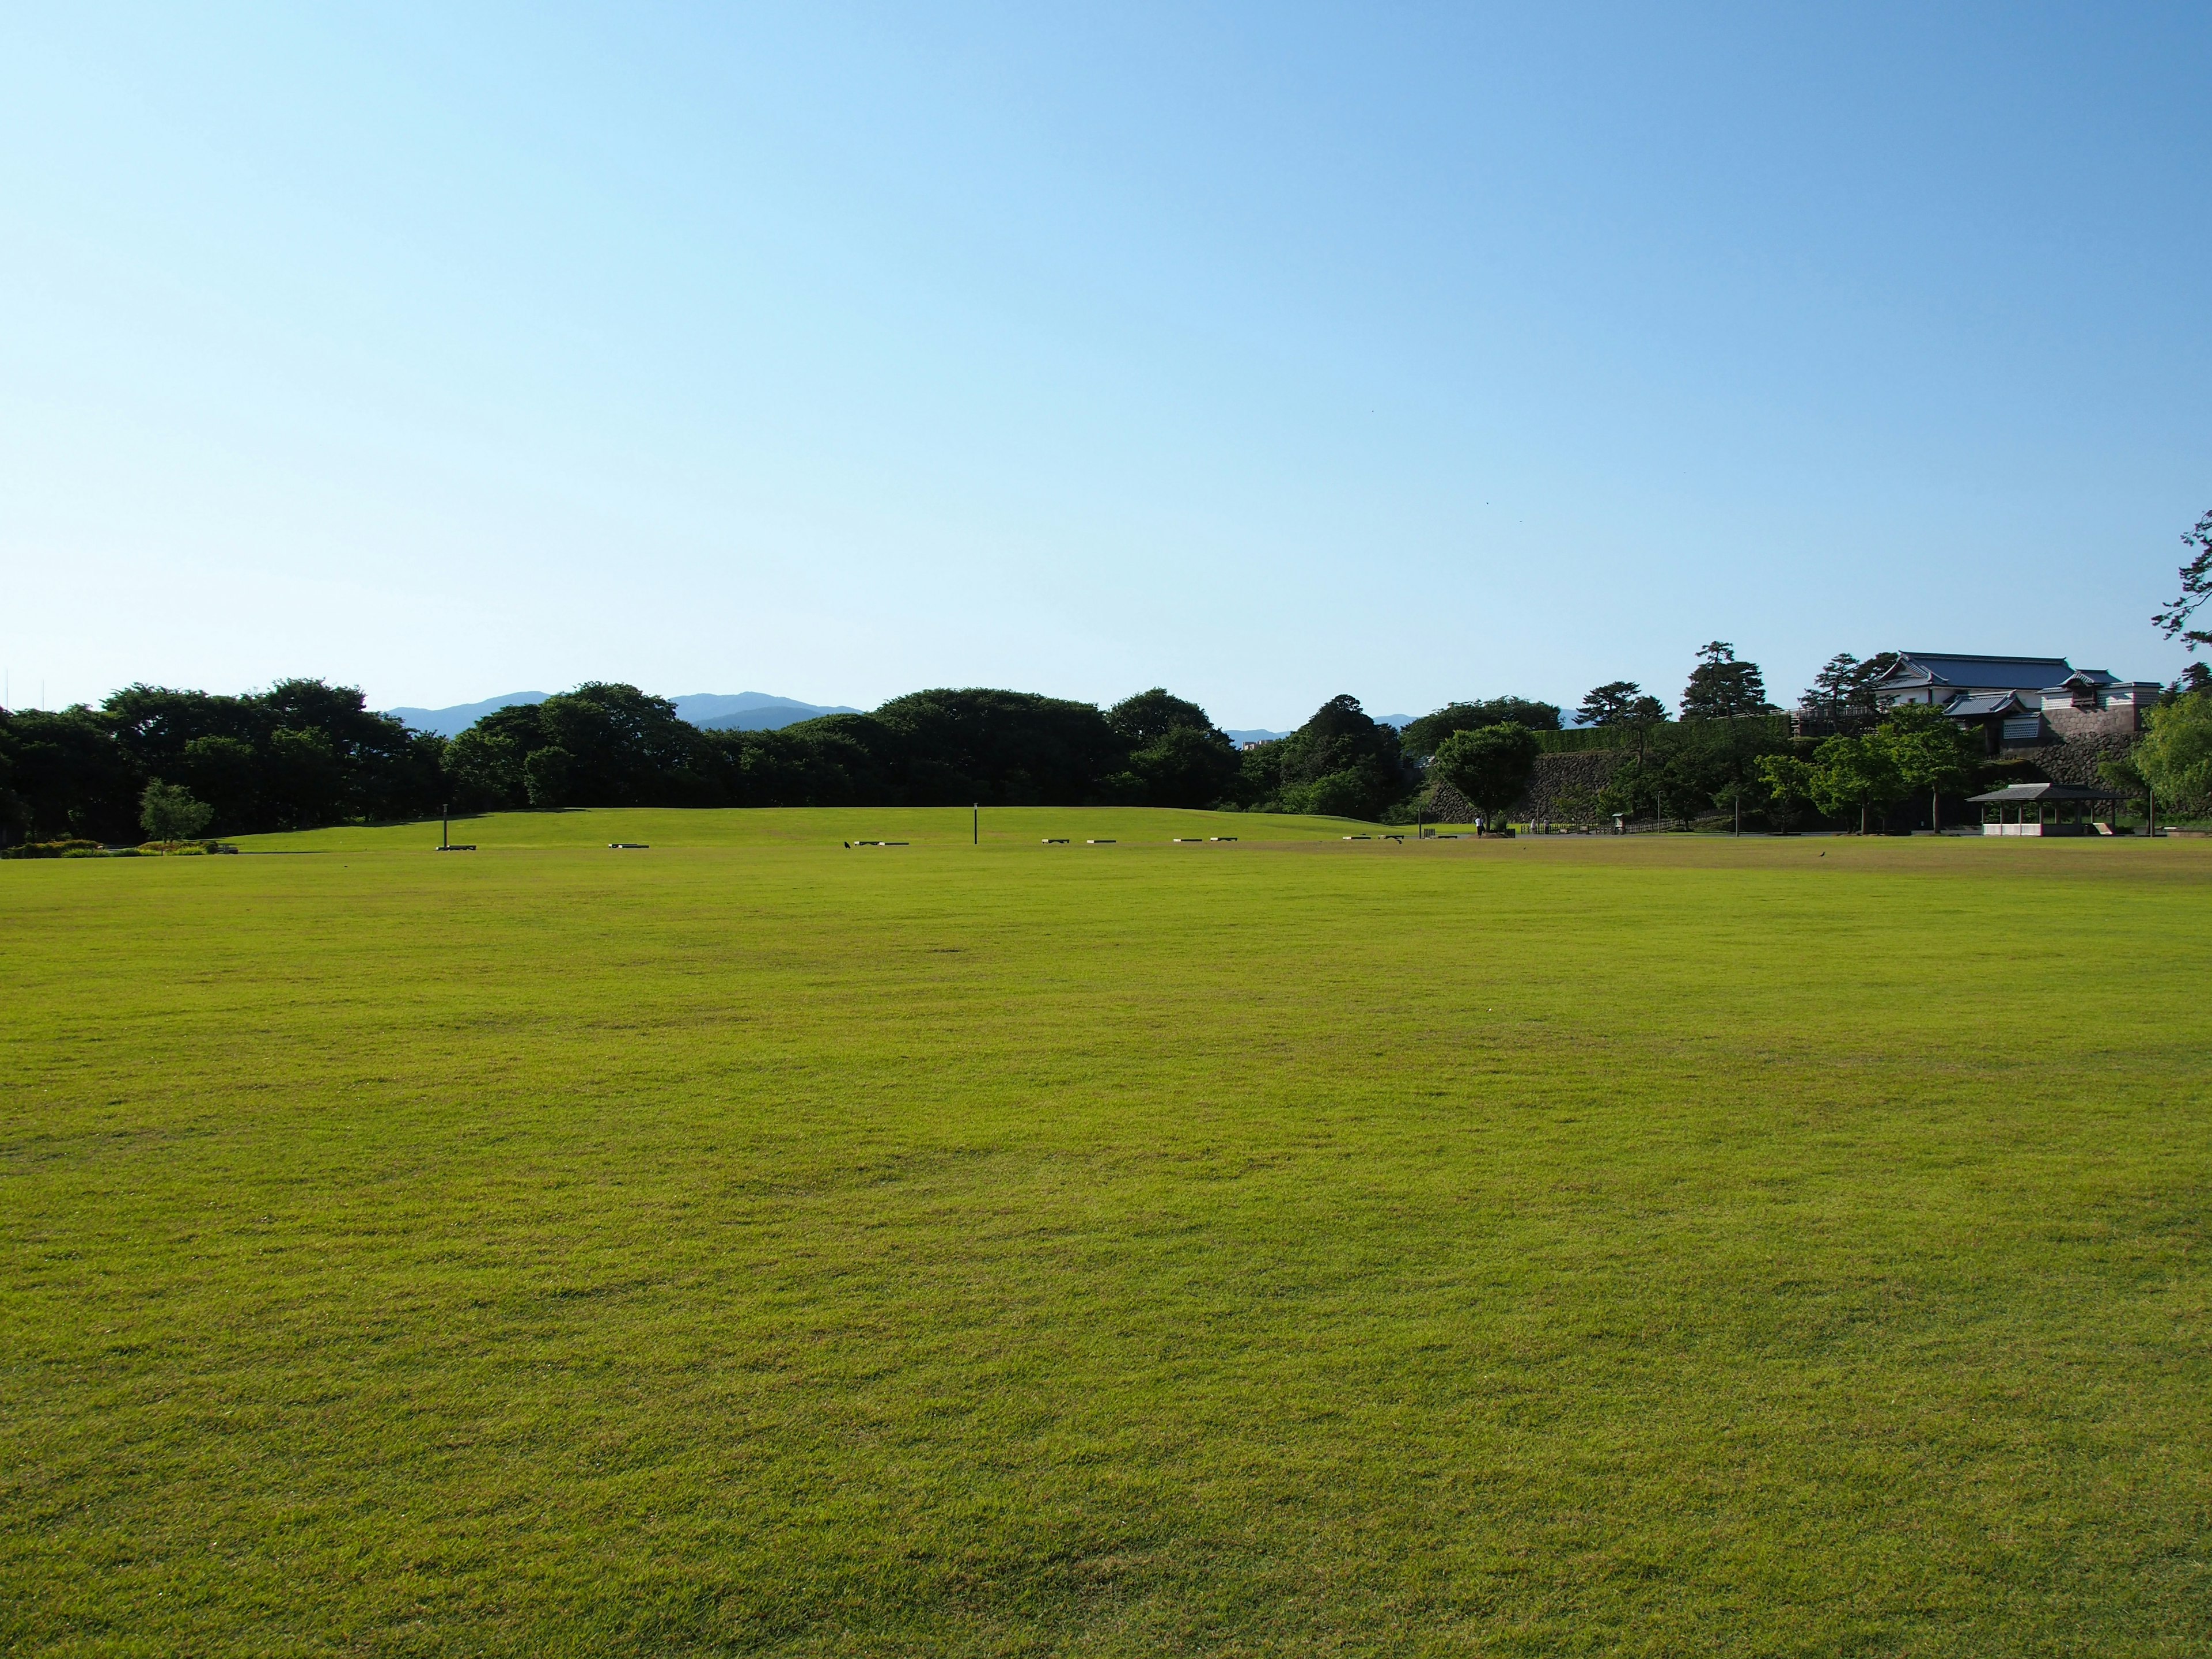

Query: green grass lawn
[4,812,2207,1656]
[226,804,1382,853]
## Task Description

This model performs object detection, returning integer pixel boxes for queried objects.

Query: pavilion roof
[1967,782,2119,803]
[1942,692,2029,718]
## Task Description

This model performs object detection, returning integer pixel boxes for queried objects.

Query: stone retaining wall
[1419,750,1630,824]
[1514,750,1627,820]
[2017,733,2138,787]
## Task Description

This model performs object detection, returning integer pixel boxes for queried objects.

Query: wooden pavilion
[1967,782,2123,836]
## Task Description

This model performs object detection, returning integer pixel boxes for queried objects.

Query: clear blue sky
[4,3,2207,727]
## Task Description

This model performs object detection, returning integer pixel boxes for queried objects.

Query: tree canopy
[0,681,442,842]
[1237,695,1409,820]
[1873,703,1976,823]
[1429,725,1539,826]
[2133,688,2212,817]
[1399,698,1560,760]
[1680,642,1772,723]
[1808,733,1906,834]
[1575,681,1666,728]
[139,780,214,843]
[1798,652,1899,732]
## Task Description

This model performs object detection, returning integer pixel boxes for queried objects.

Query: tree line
[7,642,2207,846]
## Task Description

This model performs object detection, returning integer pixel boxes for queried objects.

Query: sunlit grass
[229,804,1380,852]
[3,817,2207,1654]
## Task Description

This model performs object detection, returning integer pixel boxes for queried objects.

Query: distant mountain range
[384,691,858,737]
[676,693,863,730]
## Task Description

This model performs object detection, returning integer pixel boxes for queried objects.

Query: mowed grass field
[3,810,2208,1657]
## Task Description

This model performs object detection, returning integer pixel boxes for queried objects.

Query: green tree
[870,688,1126,806]
[2133,689,2212,819]
[1430,725,1540,830]
[2098,751,2149,824]
[139,779,213,843]
[1128,725,1240,808]
[1809,734,1905,834]
[1105,688,1214,747]
[1597,756,1657,825]
[536,683,715,806]
[1265,695,1406,820]
[1576,681,1661,728]
[1293,770,1376,819]
[1577,683,1671,783]
[174,734,257,830]
[1400,698,1560,760]
[2153,507,2212,653]
[1107,689,1240,806]
[442,702,543,808]
[1756,753,1816,833]
[0,706,144,842]
[1798,652,1900,733]
[265,727,346,829]
[102,679,440,833]
[1872,703,1976,831]
[1681,642,1771,723]
[523,746,573,808]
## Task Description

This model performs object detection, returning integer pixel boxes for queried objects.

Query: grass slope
[3,823,2208,1656]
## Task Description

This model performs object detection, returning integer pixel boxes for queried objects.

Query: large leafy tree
[1399,698,1560,761]
[1128,725,1240,809]
[446,684,715,810]
[139,780,214,843]
[872,688,1126,806]
[1267,695,1407,820]
[442,702,546,808]
[1429,725,1539,828]
[1756,753,1816,833]
[537,683,714,806]
[2153,507,2212,654]
[99,680,441,832]
[0,706,143,842]
[1105,689,1240,807]
[2133,688,2212,817]
[1105,688,1211,747]
[1809,733,1906,834]
[1872,704,1977,830]
[707,715,895,808]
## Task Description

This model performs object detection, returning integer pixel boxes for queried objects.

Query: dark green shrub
[2,838,105,859]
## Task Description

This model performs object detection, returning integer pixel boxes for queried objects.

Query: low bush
[1,837,237,859]
[3,839,106,859]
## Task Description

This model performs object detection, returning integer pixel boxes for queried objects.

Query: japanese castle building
[1870,652,2162,751]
